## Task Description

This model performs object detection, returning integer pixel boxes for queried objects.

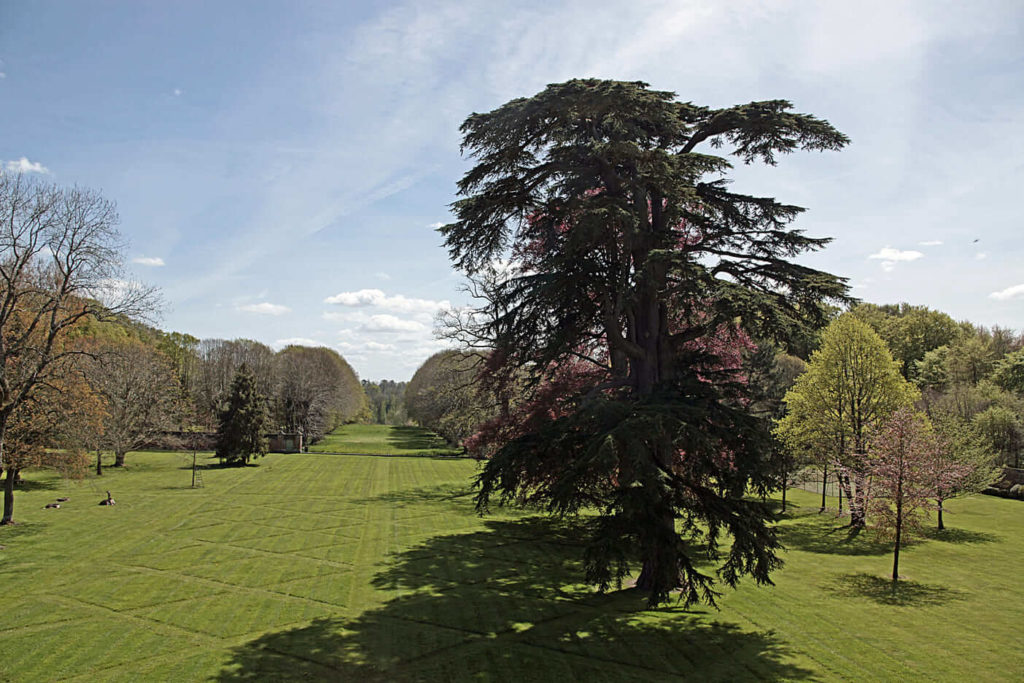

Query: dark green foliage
[215,364,268,465]
[477,367,785,606]
[444,79,849,605]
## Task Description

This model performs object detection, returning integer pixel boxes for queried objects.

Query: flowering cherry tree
[865,408,968,583]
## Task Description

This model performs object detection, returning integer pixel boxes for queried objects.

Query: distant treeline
[75,317,368,448]
[361,379,407,425]
[161,334,366,443]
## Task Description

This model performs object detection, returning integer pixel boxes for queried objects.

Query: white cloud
[4,157,49,174]
[132,256,165,267]
[362,314,426,332]
[173,88,183,96]
[990,284,1024,301]
[323,288,450,315]
[273,337,329,349]
[374,271,391,280]
[0,72,6,79]
[868,247,924,262]
[975,252,987,260]
[324,288,386,306]
[428,221,446,229]
[918,240,943,246]
[238,302,291,315]
[868,246,923,272]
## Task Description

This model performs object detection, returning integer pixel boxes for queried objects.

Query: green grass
[1,424,1022,681]
[307,423,462,456]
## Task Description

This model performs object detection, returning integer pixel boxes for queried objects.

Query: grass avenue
[0,425,1020,681]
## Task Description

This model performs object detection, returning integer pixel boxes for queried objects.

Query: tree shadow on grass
[13,478,60,492]
[386,426,461,455]
[353,482,478,509]
[217,516,814,682]
[765,498,803,520]
[825,572,966,607]
[777,514,891,556]
[0,520,44,540]
[198,461,262,470]
[919,527,998,545]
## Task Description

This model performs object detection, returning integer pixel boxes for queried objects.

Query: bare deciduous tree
[274,345,365,442]
[87,338,182,468]
[0,172,157,524]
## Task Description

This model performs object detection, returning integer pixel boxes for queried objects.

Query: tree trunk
[634,506,680,599]
[892,498,902,583]
[849,471,867,528]
[113,450,126,467]
[96,450,103,476]
[937,499,945,530]
[0,429,12,525]
[2,467,16,525]
[820,462,828,513]
[629,278,680,600]
[837,470,860,526]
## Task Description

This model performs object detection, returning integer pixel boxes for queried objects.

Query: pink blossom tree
[865,408,963,583]
[928,418,998,530]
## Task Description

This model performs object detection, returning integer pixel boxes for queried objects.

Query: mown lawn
[1,424,1022,681]
[307,423,461,456]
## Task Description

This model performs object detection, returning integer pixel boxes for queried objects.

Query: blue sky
[2,1,1022,380]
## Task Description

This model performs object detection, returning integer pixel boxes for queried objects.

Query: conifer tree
[215,364,268,465]
[442,79,850,605]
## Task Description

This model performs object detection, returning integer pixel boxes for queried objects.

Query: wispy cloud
[428,221,445,229]
[918,240,943,246]
[868,246,923,271]
[238,302,291,315]
[173,88,183,96]
[362,314,426,333]
[374,271,391,280]
[990,284,1024,301]
[975,252,987,260]
[4,157,49,174]
[132,256,165,267]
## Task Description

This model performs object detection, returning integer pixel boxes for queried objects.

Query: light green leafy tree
[991,349,1024,396]
[776,314,918,526]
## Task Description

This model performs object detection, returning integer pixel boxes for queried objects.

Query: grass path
[1,425,1022,680]
[307,423,462,456]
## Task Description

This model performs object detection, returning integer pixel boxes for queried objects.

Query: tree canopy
[442,79,849,605]
[776,314,917,527]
